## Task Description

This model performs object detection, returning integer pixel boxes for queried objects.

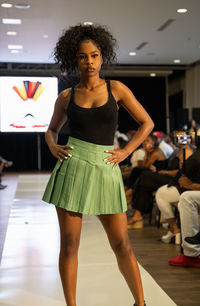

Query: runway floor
[0,174,179,305]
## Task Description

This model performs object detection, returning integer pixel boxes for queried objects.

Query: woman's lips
[87,67,95,72]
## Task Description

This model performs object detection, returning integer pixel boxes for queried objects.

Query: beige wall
[185,63,200,118]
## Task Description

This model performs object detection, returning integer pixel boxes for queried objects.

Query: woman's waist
[66,136,113,162]
[68,136,113,151]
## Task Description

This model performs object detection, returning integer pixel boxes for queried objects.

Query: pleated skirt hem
[47,202,127,215]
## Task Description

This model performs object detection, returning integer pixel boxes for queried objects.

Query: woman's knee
[111,237,132,257]
[60,233,80,257]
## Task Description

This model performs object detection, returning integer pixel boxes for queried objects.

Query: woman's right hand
[149,164,157,172]
[49,144,73,162]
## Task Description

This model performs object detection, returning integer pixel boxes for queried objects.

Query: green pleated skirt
[42,136,127,215]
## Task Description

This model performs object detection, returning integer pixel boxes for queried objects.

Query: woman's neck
[78,75,104,90]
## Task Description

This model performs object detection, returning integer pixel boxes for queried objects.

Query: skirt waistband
[67,136,114,153]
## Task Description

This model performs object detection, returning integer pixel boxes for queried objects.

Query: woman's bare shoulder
[110,80,127,91]
[110,80,135,100]
[109,80,130,103]
[56,88,72,109]
[59,88,71,100]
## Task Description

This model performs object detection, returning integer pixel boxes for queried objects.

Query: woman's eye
[92,54,98,58]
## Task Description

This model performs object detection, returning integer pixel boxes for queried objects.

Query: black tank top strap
[106,79,120,109]
[71,86,75,97]
[68,87,74,106]
[106,80,113,100]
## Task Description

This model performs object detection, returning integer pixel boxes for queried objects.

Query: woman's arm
[158,169,179,176]
[143,150,160,168]
[178,176,200,190]
[113,81,154,154]
[104,81,154,168]
[45,89,73,161]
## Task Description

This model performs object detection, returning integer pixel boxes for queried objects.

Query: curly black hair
[54,23,117,74]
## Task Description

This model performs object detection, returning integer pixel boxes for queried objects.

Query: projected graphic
[0,77,58,132]
[13,81,45,101]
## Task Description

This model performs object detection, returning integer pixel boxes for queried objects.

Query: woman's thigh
[156,184,180,203]
[56,207,83,244]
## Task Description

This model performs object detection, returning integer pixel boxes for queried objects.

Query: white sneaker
[161,231,174,243]
[161,231,181,244]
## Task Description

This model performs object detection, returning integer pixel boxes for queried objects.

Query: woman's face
[77,40,103,76]
[143,136,154,151]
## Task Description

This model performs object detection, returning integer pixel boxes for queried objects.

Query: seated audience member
[153,131,174,159]
[114,130,128,149]
[122,144,145,202]
[127,143,193,229]
[155,148,200,244]
[165,132,178,151]
[188,119,198,150]
[125,134,166,205]
[185,230,200,245]
[130,145,145,168]
[126,134,166,188]
[169,190,200,267]
[0,156,13,189]
[117,135,130,166]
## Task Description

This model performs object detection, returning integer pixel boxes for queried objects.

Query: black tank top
[66,80,119,145]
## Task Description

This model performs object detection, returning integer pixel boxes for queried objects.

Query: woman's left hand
[104,149,129,168]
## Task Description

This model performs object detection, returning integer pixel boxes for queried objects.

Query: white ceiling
[0,0,200,66]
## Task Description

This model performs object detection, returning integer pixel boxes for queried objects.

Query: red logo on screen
[12,81,45,101]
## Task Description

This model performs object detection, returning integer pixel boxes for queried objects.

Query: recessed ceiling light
[177,8,187,13]
[1,3,13,8]
[15,4,31,9]
[150,73,156,77]
[43,34,48,38]
[2,18,22,24]
[129,52,136,56]
[7,31,17,35]
[8,44,23,49]
[174,59,181,63]
[83,21,93,25]
[11,50,20,53]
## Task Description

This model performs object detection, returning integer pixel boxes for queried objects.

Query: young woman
[42,23,154,306]
[124,134,166,206]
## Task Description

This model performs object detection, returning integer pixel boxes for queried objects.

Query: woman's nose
[86,56,93,65]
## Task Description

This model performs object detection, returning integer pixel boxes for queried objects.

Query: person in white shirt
[153,131,174,159]
[130,146,145,168]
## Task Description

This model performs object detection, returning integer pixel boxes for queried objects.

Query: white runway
[0,174,177,306]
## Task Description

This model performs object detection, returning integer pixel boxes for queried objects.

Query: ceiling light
[43,34,48,38]
[7,31,17,35]
[150,73,156,77]
[177,8,187,13]
[11,50,20,53]
[83,22,93,25]
[15,4,31,9]
[2,18,22,24]
[129,52,136,56]
[8,44,23,49]
[174,59,181,63]
[1,3,13,8]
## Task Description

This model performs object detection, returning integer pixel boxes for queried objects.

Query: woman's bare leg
[56,207,83,306]
[98,212,144,306]
[166,218,180,234]
[127,210,143,225]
